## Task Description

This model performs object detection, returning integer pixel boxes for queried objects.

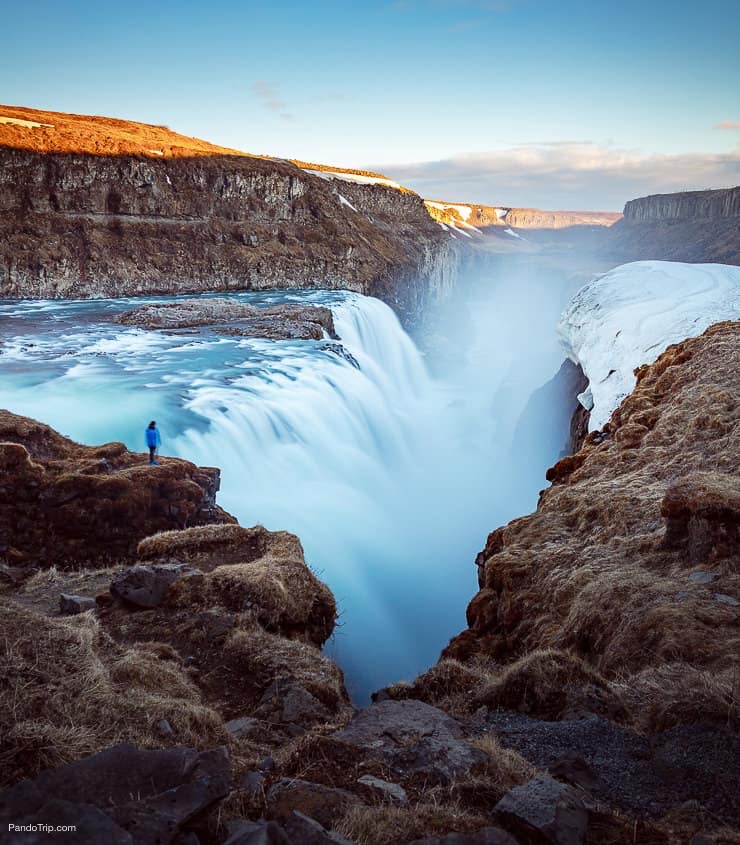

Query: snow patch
[147,149,164,156]
[302,168,402,190]
[425,201,472,221]
[338,193,358,212]
[0,116,54,129]
[558,261,740,431]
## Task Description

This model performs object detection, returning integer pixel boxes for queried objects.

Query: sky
[2,0,739,210]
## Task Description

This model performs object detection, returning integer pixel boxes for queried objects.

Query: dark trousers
[149,446,157,462]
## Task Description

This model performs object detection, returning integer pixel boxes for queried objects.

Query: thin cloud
[252,80,293,121]
[370,142,740,210]
[715,121,740,130]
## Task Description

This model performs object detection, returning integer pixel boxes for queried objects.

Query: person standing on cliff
[146,420,161,465]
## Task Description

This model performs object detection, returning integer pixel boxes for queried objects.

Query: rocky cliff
[623,186,740,222]
[608,186,740,264]
[0,410,235,569]
[0,105,457,329]
[425,199,620,230]
[441,320,739,729]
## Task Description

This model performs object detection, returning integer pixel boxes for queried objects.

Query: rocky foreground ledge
[1,324,739,845]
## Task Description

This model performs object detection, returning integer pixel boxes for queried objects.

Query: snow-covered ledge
[557,260,740,432]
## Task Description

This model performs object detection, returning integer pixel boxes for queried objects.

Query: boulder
[356,775,408,804]
[266,778,361,829]
[10,798,133,844]
[0,743,231,845]
[59,593,97,615]
[494,775,588,845]
[283,811,356,844]
[256,677,331,726]
[240,771,265,797]
[334,700,486,785]
[226,716,261,739]
[110,563,199,608]
[224,821,291,845]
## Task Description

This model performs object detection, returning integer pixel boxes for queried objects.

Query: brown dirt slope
[444,321,739,729]
[0,103,255,159]
[0,410,234,569]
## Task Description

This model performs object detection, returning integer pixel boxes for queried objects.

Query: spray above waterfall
[0,267,581,700]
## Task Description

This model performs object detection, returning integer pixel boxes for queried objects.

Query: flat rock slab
[334,700,486,785]
[116,300,338,341]
[59,593,97,614]
[494,775,587,845]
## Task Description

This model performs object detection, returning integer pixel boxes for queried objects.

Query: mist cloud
[716,121,740,130]
[372,142,740,210]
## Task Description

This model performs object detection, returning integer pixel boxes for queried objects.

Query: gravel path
[486,711,740,824]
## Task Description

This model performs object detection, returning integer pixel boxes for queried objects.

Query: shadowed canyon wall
[608,186,740,265]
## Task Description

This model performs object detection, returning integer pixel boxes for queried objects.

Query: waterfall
[0,267,581,702]
[170,294,496,699]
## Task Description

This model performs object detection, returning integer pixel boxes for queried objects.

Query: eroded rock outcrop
[0,410,234,569]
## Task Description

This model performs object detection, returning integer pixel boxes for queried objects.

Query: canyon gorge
[1,105,739,845]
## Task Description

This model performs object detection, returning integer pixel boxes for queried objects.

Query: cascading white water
[0,265,583,701]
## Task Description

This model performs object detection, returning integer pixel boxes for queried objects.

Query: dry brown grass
[401,659,495,714]
[223,626,348,713]
[149,525,336,646]
[445,733,537,813]
[621,662,739,733]
[335,802,488,845]
[0,103,259,159]
[447,324,740,732]
[137,523,285,566]
[473,649,628,721]
[276,732,386,789]
[0,601,226,784]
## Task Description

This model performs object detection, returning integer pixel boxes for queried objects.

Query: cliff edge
[0,105,456,328]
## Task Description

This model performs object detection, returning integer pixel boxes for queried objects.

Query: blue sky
[2,0,739,209]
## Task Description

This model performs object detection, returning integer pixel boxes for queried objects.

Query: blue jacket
[145,427,161,448]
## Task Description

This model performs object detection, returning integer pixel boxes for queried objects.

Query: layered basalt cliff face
[623,186,740,221]
[0,105,456,328]
[608,186,740,264]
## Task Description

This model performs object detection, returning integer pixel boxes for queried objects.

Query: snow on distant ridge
[301,168,402,190]
[558,261,740,431]
[425,201,473,221]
